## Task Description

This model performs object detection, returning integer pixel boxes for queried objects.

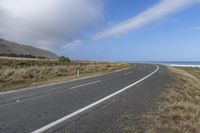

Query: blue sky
[1,0,200,61]
[60,0,200,61]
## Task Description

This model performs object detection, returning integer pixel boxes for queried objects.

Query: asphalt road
[0,64,173,133]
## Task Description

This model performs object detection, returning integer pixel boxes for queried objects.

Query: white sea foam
[169,64,200,68]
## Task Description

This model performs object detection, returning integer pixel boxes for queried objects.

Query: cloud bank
[0,0,103,50]
[93,0,200,40]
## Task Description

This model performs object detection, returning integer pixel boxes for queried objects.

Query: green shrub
[37,56,46,59]
[58,56,71,62]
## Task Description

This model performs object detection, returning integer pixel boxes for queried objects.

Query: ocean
[130,61,200,68]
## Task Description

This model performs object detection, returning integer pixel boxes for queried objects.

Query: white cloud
[0,0,103,50]
[63,40,82,50]
[93,0,200,40]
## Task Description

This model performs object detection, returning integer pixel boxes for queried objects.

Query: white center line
[124,71,133,75]
[69,80,101,90]
[32,65,159,133]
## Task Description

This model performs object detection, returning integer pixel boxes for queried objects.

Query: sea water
[130,61,200,68]
[156,61,200,68]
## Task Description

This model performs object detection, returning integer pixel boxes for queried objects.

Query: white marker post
[77,69,80,77]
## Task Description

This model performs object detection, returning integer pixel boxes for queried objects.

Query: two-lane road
[0,64,173,133]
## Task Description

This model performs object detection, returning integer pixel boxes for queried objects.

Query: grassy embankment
[0,57,132,92]
[138,67,200,133]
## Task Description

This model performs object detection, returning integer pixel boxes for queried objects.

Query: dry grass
[139,67,200,133]
[178,67,200,80]
[0,59,131,92]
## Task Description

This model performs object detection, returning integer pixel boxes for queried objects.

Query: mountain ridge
[0,38,58,59]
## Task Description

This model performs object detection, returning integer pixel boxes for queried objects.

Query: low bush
[58,56,71,62]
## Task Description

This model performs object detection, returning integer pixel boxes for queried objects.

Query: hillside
[0,38,58,59]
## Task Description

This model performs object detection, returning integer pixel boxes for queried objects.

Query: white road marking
[0,68,131,96]
[124,71,133,75]
[32,65,159,133]
[69,80,101,90]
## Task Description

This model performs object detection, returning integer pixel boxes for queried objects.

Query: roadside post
[77,69,80,77]
[76,65,80,77]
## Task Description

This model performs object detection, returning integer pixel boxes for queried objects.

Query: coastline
[128,61,200,68]
[169,64,200,68]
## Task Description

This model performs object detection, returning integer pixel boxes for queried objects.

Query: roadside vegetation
[58,56,71,62]
[0,53,47,59]
[0,57,131,92]
[178,67,200,80]
[138,67,200,133]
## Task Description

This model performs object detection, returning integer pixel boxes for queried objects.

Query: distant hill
[0,38,58,59]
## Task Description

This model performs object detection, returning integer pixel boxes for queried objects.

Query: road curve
[0,64,172,133]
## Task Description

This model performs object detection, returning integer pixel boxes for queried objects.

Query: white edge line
[69,80,101,90]
[32,65,159,133]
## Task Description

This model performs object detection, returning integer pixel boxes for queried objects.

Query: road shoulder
[138,67,200,133]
